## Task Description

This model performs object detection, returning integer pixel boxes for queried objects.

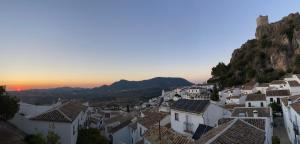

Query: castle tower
[256,15,269,27]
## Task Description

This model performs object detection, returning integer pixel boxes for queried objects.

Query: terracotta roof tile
[246,94,266,101]
[197,119,265,144]
[288,80,300,87]
[30,102,87,123]
[270,80,287,85]
[171,99,210,114]
[266,90,290,97]
[144,126,194,144]
[231,107,271,117]
[138,111,168,129]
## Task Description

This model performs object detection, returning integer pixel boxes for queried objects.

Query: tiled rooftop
[246,94,266,101]
[30,102,87,123]
[137,110,168,129]
[288,80,300,87]
[231,107,271,117]
[171,99,210,114]
[266,90,290,97]
[281,95,300,106]
[196,119,265,144]
[270,80,287,85]
[144,126,194,144]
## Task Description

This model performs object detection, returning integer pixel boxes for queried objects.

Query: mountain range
[10,77,193,105]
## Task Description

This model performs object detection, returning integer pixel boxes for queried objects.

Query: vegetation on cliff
[208,13,300,88]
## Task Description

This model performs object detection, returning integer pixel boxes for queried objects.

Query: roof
[270,80,287,85]
[196,119,265,144]
[192,124,213,140]
[224,104,244,110]
[246,94,266,101]
[171,99,210,114]
[266,90,290,97]
[30,102,87,123]
[110,120,132,133]
[128,122,137,130]
[257,83,269,87]
[226,96,240,99]
[288,80,300,87]
[291,102,300,115]
[218,118,266,130]
[231,107,271,117]
[144,126,194,144]
[138,111,168,129]
[242,81,257,90]
[281,95,300,106]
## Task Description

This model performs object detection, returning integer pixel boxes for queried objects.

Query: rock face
[209,13,300,87]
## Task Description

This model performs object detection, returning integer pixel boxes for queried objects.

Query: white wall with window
[245,101,267,107]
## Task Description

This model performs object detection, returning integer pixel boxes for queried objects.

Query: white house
[245,94,267,107]
[284,74,300,83]
[269,80,289,90]
[230,107,273,144]
[136,110,170,142]
[266,89,291,105]
[201,117,271,144]
[170,99,230,136]
[255,83,269,94]
[218,88,241,104]
[241,81,258,95]
[10,102,88,144]
[225,95,246,105]
[281,95,300,144]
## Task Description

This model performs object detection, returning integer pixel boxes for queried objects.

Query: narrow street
[273,117,291,144]
[0,121,25,144]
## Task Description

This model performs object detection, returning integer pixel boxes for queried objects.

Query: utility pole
[159,120,161,144]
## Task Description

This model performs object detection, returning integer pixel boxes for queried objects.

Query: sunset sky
[1,0,300,90]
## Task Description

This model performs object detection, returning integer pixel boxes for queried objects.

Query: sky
[1,0,300,90]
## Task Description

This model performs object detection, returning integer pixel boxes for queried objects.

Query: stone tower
[256,15,269,27]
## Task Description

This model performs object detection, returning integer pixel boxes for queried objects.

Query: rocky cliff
[208,13,300,87]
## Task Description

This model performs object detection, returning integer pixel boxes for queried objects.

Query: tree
[77,128,108,144]
[272,136,280,144]
[0,86,19,120]
[25,131,60,144]
[210,85,219,101]
[25,133,47,144]
[47,131,60,144]
[269,102,282,112]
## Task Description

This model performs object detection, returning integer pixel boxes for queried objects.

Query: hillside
[10,77,193,104]
[208,13,300,88]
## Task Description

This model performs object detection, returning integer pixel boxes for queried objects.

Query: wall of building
[290,87,300,96]
[112,126,131,144]
[267,96,288,105]
[170,109,204,136]
[137,123,148,142]
[203,103,229,127]
[245,101,267,107]
[10,114,73,144]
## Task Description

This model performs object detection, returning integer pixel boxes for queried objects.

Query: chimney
[288,98,292,106]
[253,110,258,117]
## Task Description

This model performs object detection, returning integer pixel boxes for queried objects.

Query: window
[175,113,179,121]
[140,127,142,136]
[270,98,273,102]
[261,102,264,107]
[277,98,280,104]
[248,102,251,107]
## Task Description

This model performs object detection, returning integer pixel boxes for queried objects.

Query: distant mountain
[92,77,193,92]
[10,77,193,104]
